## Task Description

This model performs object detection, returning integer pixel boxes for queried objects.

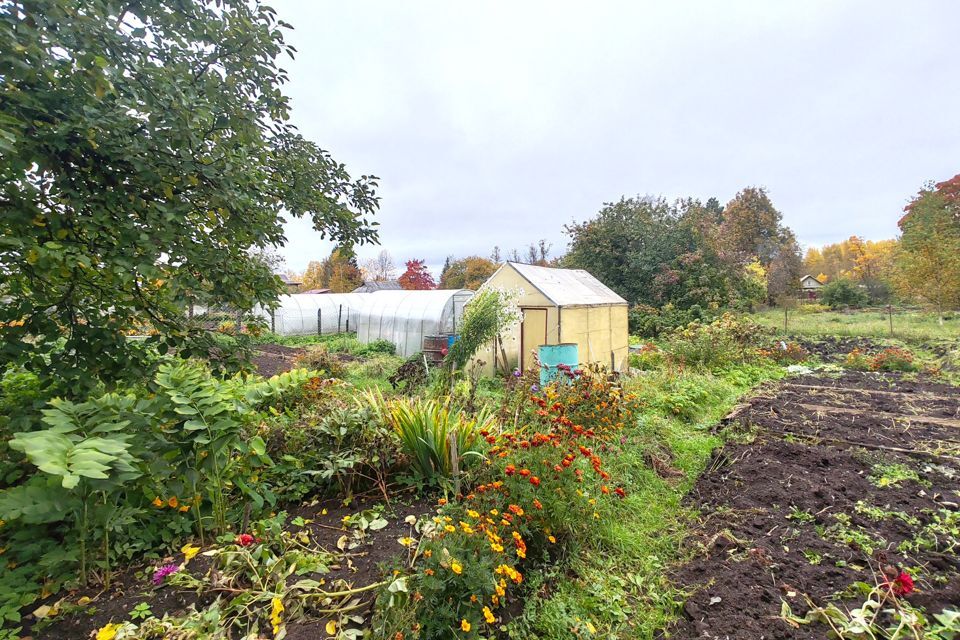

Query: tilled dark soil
[252,343,305,377]
[668,371,960,639]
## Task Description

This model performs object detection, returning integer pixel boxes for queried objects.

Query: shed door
[521,308,548,371]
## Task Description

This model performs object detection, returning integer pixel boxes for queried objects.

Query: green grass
[750,308,959,343]
[503,364,783,639]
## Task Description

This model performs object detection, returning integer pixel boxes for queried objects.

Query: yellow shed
[476,262,629,375]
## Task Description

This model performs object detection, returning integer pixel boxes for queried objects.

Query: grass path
[503,366,782,638]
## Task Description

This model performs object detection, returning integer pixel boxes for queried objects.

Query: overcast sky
[272,0,959,274]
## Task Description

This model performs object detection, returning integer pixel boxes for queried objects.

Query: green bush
[382,396,493,485]
[820,278,869,309]
[662,313,766,370]
[629,303,714,338]
[0,361,314,624]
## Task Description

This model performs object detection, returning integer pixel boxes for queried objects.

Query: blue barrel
[447,335,458,348]
[539,343,579,386]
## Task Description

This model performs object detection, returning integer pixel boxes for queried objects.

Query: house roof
[301,288,331,294]
[278,273,301,286]
[352,279,402,293]
[499,262,627,307]
[799,274,824,287]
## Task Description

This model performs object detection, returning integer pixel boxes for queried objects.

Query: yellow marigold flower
[152,497,164,508]
[491,543,503,553]
[483,606,495,624]
[470,594,478,603]
[398,537,415,547]
[495,583,505,597]
[178,505,190,512]
[467,510,480,519]
[490,509,499,516]
[451,560,463,575]
[548,535,557,544]
[445,525,456,533]
[423,549,432,558]
[459,522,474,534]
[460,619,471,632]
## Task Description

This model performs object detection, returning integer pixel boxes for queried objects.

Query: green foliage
[895,175,960,317]
[629,303,715,338]
[662,313,767,370]
[0,359,313,622]
[383,397,492,485]
[259,390,399,503]
[781,581,960,639]
[820,278,870,308]
[0,0,379,394]
[438,256,498,290]
[445,287,520,371]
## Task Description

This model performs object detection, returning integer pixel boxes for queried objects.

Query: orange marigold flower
[519,468,530,477]
[167,496,179,508]
[532,499,543,510]
[152,497,164,508]
[461,619,471,632]
[529,476,540,486]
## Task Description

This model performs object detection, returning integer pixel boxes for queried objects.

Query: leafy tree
[0,1,379,392]
[717,187,787,266]
[325,249,364,293]
[439,256,498,290]
[895,175,960,322]
[398,259,436,290]
[820,278,869,309]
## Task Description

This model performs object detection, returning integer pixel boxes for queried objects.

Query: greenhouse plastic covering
[354,289,474,357]
[253,290,475,357]
[252,293,367,336]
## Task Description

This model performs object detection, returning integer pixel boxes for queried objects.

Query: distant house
[278,273,302,292]
[352,279,402,293]
[799,274,825,300]
[301,288,331,295]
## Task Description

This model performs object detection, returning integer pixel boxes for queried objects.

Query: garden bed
[668,371,960,639]
[29,494,436,640]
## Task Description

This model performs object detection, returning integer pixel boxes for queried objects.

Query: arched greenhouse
[254,289,474,357]
[353,289,474,357]
[253,293,368,336]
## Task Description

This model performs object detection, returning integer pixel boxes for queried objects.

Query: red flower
[532,499,543,510]
[235,533,255,547]
[888,571,914,596]
[505,464,516,476]
[519,468,531,477]
[529,476,541,486]
[614,487,626,498]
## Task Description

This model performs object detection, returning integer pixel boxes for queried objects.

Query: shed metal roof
[501,262,627,307]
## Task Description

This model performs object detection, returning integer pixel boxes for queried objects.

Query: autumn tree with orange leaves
[895,174,960,322]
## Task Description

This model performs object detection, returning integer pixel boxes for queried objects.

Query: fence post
[448,431,460,497]
[887,304,894,337]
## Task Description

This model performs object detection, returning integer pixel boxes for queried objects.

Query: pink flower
[152,563,180,585]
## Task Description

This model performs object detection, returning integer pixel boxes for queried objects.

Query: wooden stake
[448,431,460,497]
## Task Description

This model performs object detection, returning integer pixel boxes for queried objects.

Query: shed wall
[475,264,628,375]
